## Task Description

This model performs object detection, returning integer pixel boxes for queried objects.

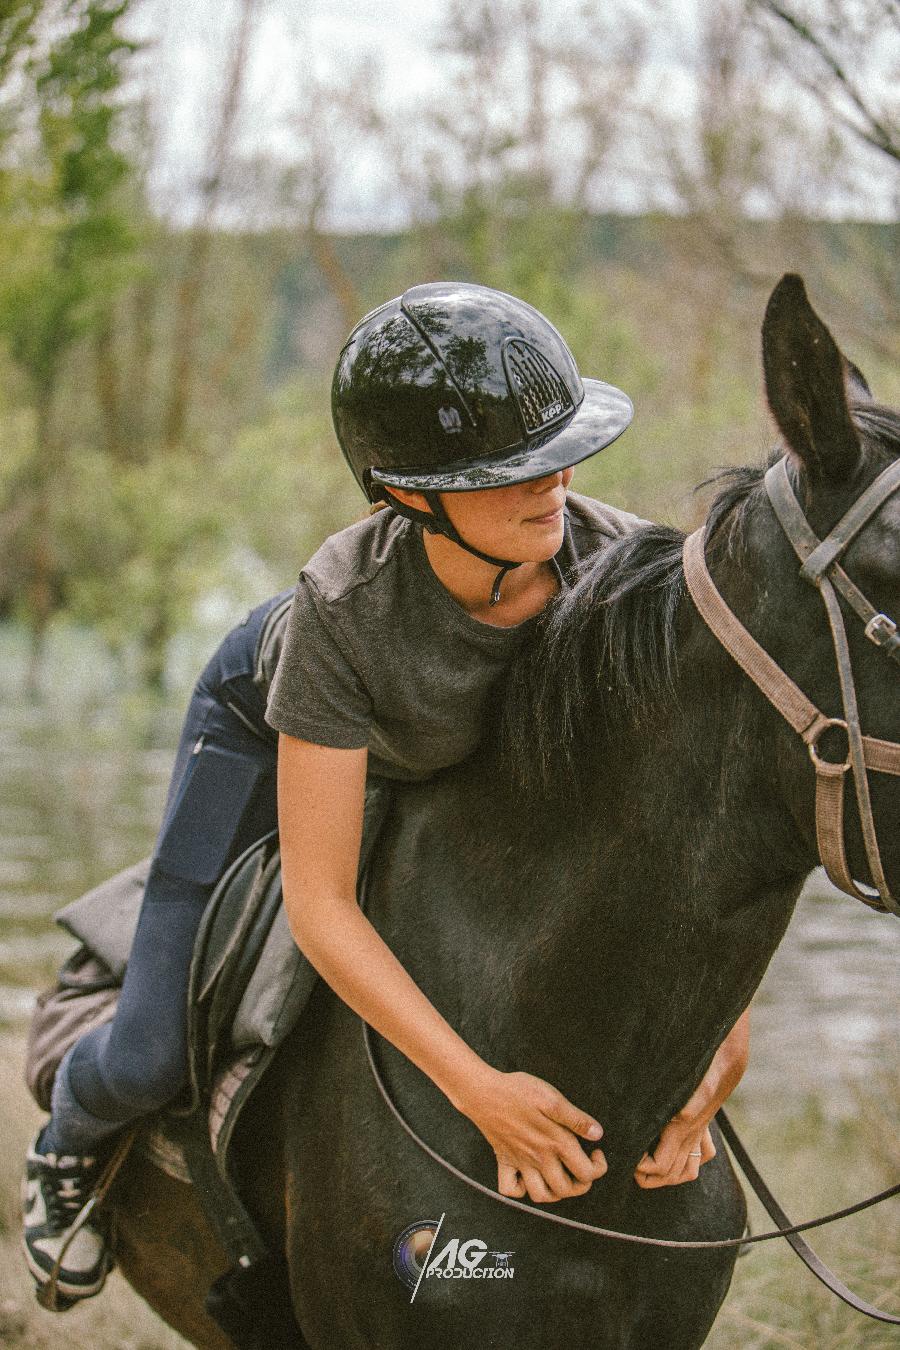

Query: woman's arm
[278,732,608,1205]
[633,1007,750,1188]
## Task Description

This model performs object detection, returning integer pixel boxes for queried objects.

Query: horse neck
[479,561,814,1159]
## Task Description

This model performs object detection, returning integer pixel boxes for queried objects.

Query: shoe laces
[42,1158,97,1230]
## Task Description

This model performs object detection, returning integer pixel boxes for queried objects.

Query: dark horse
[107,276,899,1349]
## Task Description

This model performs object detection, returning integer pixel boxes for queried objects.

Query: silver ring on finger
[689,1149,702,1157]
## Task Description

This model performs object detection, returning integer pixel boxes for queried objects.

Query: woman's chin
[524,519,566,560]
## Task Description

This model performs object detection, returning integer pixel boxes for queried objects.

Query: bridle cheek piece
[683,453,900,916]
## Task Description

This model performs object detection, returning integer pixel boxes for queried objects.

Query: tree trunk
[308,228,361,333]
[94,308,125,460]
[138,601,171,693]
[162,0,260,451]
[24,391,56,699]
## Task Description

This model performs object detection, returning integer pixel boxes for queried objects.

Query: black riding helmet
[331,281,634,602]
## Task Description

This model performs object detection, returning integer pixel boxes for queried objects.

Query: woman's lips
[525,504,564,525]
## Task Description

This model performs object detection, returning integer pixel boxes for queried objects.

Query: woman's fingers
[553,1134,607,1187]
[497,1162,526,1197]
[476,1072,608,1203]
[640,1122,684,1177]
[530,1113,607,1196]
[635,1125,716,1189]
[498,1147,604,1204]
[519,1166,555,1204]
[547,1094,604,1144]
[541,1156,592,1200]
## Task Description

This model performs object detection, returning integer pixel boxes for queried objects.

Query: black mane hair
[500,401,900,800]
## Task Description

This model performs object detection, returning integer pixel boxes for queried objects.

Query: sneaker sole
[22,1239,110,1301]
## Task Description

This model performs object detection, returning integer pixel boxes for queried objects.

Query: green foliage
[219,375,362,580]
[57,445,223,645]
[0,0,137,394]
[0,0,895,688]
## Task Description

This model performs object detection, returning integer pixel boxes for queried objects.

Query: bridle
[359,451,900,1323]
[683,452,900,916]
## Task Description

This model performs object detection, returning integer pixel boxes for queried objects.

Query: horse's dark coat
[112,277,900,1350]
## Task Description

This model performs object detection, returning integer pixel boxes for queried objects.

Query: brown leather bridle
[683,452,900,917]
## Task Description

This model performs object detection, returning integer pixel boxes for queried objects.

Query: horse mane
[500,400,900,799]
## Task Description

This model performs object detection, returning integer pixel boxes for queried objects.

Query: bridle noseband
[683,452,900,916]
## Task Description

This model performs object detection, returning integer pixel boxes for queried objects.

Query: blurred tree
[650,1,773,271]
[639,0,830,404]
[390,0,644,307]
[750,0,899,165]
[748,0,899,364]
[163,0,261,451]
[0,0,138,692]
[279,58,376,332]
[0,0,894,693]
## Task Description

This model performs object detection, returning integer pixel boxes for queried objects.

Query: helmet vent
[504,340,574,436]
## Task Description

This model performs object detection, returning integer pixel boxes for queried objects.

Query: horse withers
[109,275,899,1349]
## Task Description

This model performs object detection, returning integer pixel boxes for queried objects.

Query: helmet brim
[369,379,633,493]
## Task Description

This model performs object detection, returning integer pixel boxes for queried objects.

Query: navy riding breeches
[66,590,292,1124]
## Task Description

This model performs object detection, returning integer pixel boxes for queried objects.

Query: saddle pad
[55,859,150,980]
[52,849,306,1063]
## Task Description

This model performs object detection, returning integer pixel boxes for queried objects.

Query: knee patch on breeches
[154,735,276,886]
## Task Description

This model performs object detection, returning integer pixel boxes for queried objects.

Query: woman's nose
[532,468,572,493]
[533,470,564,492]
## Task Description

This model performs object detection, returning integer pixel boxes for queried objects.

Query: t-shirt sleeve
[264,574,372,748]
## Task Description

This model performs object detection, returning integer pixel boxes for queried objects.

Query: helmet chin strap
[381,490,522,606]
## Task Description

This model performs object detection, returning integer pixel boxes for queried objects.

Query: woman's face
[399,467,575,563]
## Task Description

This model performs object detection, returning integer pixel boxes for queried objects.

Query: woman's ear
[383,487,433,514]
[761,273,862,486]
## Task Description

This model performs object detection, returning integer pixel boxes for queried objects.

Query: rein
[360,1019,900,1322]
[360,452,900,1323]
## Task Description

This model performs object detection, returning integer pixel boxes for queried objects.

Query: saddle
[50,780,393,1282]
[51,833,307,1263]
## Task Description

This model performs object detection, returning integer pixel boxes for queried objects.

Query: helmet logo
[438,405,463,434]
[504,339,574,436]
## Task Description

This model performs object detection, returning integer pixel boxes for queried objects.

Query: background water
[1,625,897,1116]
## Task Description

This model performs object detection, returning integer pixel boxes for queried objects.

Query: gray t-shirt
[264,492,646,781]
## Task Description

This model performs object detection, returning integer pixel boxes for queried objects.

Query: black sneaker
[22,1133,112,1304]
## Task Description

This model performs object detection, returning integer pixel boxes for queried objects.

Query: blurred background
[0,1,898,1345]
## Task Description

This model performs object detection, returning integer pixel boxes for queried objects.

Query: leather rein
[360,452,900,1323]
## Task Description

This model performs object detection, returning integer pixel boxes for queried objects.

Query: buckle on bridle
[864,613,897,647]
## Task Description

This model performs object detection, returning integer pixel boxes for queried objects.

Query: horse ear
[845,359,873,401]
[761,273,862,484]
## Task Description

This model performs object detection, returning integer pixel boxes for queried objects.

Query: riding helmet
[331,281,634,499]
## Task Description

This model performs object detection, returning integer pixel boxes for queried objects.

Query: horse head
[737,273,900,903]
[502,270,899,963]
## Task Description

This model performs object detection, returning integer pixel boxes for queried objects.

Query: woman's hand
[453,1066,608,1203]
[634,1008,750,1189]
[634,1118,717,1188]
